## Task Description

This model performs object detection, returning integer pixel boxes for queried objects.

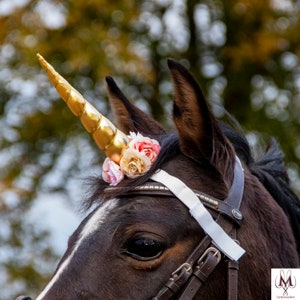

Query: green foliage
[1,0,300,298]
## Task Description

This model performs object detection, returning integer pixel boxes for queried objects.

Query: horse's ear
[105,76,165,135]
[167,59,235,181]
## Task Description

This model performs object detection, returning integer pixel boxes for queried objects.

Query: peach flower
[120,148,151,178]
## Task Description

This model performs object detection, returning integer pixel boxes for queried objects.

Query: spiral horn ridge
[37,53,128,162]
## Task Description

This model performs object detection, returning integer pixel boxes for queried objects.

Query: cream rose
[119,148,151,178]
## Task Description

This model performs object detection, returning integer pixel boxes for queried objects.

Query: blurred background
[1,0,300,298]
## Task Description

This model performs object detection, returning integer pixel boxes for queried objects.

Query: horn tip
[37,53,44,64]
[37,53,51,73]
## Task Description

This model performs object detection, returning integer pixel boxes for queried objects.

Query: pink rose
[128,132,161,163]
[102,158,124,186]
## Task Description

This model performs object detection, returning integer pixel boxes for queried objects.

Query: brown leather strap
[175,214,237,300]
[111,184,243,227]
[152,236,212,300]
[152,263,192,300]
[227,259,239,300]
[227,230,239,300]
[177,247,221,300]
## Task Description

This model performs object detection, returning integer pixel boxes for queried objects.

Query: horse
[17,55,300,300]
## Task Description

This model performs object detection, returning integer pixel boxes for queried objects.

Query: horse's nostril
[16,296,32,300]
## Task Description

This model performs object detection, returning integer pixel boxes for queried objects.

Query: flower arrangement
[102,132,161,186]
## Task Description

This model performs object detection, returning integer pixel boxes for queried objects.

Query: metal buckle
[197,247,222,265]
[171,262,192,279]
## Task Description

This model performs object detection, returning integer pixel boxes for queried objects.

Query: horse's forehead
[81,199,119,238]
[84,195,193,239]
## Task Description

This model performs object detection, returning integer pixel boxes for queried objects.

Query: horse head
[18,56,299,300]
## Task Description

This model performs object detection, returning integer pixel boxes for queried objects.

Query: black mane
[221,123,300,256]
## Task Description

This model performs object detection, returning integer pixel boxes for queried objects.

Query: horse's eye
[124,236,166,261]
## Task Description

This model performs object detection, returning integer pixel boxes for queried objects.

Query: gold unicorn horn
[37,53,128,163]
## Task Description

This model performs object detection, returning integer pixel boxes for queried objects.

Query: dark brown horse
[18,57,300,300]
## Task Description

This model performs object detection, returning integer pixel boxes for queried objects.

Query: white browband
[151,158,246,261]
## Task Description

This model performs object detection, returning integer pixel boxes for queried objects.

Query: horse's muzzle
[16,296,32,300]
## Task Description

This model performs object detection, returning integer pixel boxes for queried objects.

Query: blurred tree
[1,0,300,298]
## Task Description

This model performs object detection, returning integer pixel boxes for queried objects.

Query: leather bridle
[120,156,245,300]
[17,157,245,300]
